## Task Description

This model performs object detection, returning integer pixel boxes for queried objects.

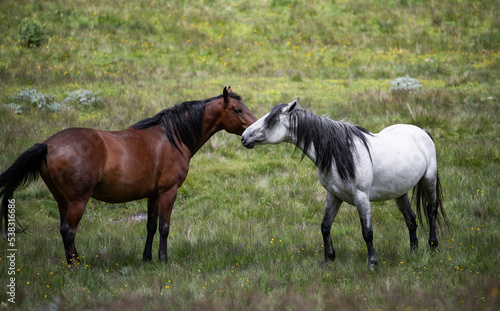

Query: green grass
[0,0,499,310]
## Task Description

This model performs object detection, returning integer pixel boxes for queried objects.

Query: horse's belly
[368,185,413,202]
[91,169,157,203]
[368,161,425,201]
[91,185,152,203]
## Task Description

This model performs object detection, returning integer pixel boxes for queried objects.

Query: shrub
[389,76,422,93]
[7,89,61,112]
[2,89,104,114]
[2,103,23,114]
[63,89,103,109]
[18,18,46,48]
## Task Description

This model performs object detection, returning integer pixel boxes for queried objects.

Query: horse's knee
[321,221,331,236]
[159,223,170,238]
[146,220,157,233]
[407,221,418,231]
[361,227,373,243]
[426,202,438,218]
[60,223,80,263]
[60,223,76,244]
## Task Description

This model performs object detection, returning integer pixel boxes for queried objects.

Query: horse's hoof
[368,259,380,271]
[325,255,336,262]
[66,262,79,269]
[429,240,439,249]
[158,254,168,262]
[324,258,335,265]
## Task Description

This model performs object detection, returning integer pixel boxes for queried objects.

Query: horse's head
[214,87,257,135]
[241,98,299,149]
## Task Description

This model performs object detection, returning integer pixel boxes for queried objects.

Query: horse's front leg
[157,187,178,262]
[143,195,159,261]
[321,192,342,262]
[354,193,379,269]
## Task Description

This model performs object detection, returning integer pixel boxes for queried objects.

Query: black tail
[413,172,448,231]
[413,130,448,231]
[0,143,47,237]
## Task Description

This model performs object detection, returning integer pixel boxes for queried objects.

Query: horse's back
[378,124,433,143]
[376,124,436,163]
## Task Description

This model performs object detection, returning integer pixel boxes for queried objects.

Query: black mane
[266,105,372,181]
[131,93,242,152]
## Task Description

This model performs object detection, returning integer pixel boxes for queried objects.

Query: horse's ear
[283,98,299,113]
[223,87,229,103]
[227,86,233,93]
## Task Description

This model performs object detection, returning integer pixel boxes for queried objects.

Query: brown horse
[0,87,256,264]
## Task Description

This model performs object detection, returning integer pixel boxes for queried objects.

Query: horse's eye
[234,108,243,114]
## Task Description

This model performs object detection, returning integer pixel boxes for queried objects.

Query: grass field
[0,0,499,310]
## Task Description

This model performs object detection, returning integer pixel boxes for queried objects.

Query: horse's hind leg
[395,194,418,250]
[321,192,342,262]
[59,198,89,265]
[421,178,439,249]
[40,165,70,227]
[40,163,80,264]
[427,204,438,249]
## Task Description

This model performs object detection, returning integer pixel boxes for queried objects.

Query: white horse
[241,98,447,268]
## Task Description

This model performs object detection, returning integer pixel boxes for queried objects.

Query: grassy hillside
[0,0,499,310]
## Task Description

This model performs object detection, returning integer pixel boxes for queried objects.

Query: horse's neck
[292,138,318,165]
[190,101,223,155]
[190,126,216,156]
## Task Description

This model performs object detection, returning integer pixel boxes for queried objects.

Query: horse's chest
[318,172,355,204]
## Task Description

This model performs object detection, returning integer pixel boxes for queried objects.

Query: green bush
[18,18,46,48]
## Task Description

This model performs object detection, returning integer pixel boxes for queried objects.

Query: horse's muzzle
[241,136,255,149]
